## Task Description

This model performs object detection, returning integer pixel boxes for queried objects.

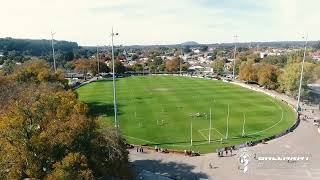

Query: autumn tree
[74,59,91,79]
[0,60,129,179]
[46,153,94,180]
[256,64,281,89]
[211,60,225,75]
[238,63,257,82]
[12,59,68,88]
[165,58,180,72]
[0,83,129,179]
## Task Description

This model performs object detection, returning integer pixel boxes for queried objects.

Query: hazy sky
[0,0,319,46]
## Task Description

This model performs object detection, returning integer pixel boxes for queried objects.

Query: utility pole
[297,35,308,112]
[111,27,119,128]
[96,46,100,76]
[51,32,56,72]
[232,35,238,80]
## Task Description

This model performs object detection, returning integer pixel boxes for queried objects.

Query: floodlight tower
[296,35,308,112]
[51,32,56,72]
[232,35,238,80]
[111,27,119,128]
[96,46,100,75]
[180,48,183,76]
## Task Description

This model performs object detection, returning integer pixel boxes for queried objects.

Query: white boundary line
[247,111,284,136]
[123,135,189,148]
[198,130,208,140]
[98,76,293,149]
[197,97,285,139]
[199,128,225,138]
[123,135,159,144]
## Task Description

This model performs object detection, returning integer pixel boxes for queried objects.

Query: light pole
[111,27,119,128]
[180,48,183,76]
[96,46,100,76]
[209,107,212,143]
[51,31,56,72]
[297,35,308,112]
[232,35,238,80]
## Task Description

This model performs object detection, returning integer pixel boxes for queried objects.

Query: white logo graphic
[238,149,251,174]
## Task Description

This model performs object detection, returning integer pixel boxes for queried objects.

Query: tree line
[236,51,320,99]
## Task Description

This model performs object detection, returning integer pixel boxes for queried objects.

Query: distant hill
[0,37,80,56]
[181,41,200,46]
[0,38,95,66]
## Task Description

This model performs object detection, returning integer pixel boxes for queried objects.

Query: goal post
[225,104,230,140]
[242,112,246,137]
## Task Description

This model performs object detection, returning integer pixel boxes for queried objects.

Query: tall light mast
[111,27,119,128]
[96,46,100,75]
[296,35,308,112]
[51,32,56,72]
[232,35,238,80]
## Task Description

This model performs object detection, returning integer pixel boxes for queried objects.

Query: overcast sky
[0,0,319,46]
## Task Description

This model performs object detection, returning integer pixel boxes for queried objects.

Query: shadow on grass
[85,102,124,117]
[131,159,209,180]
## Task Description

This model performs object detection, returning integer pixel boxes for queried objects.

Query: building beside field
[308,83,320,103]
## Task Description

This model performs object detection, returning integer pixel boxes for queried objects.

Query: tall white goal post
[225,104,230,140]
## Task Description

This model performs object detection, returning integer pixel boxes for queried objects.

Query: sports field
[76,76,296,153]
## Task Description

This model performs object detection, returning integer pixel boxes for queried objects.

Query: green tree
[228,59,241,75]
[64,61,75,71]
[110,60,126,74]
[263,55,288,68]
[279,62,315,97]
[132,63,143,72]
[2,59,16,75]
[311,65,320,82]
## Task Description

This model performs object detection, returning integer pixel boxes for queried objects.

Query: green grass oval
[76,76,296,153]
